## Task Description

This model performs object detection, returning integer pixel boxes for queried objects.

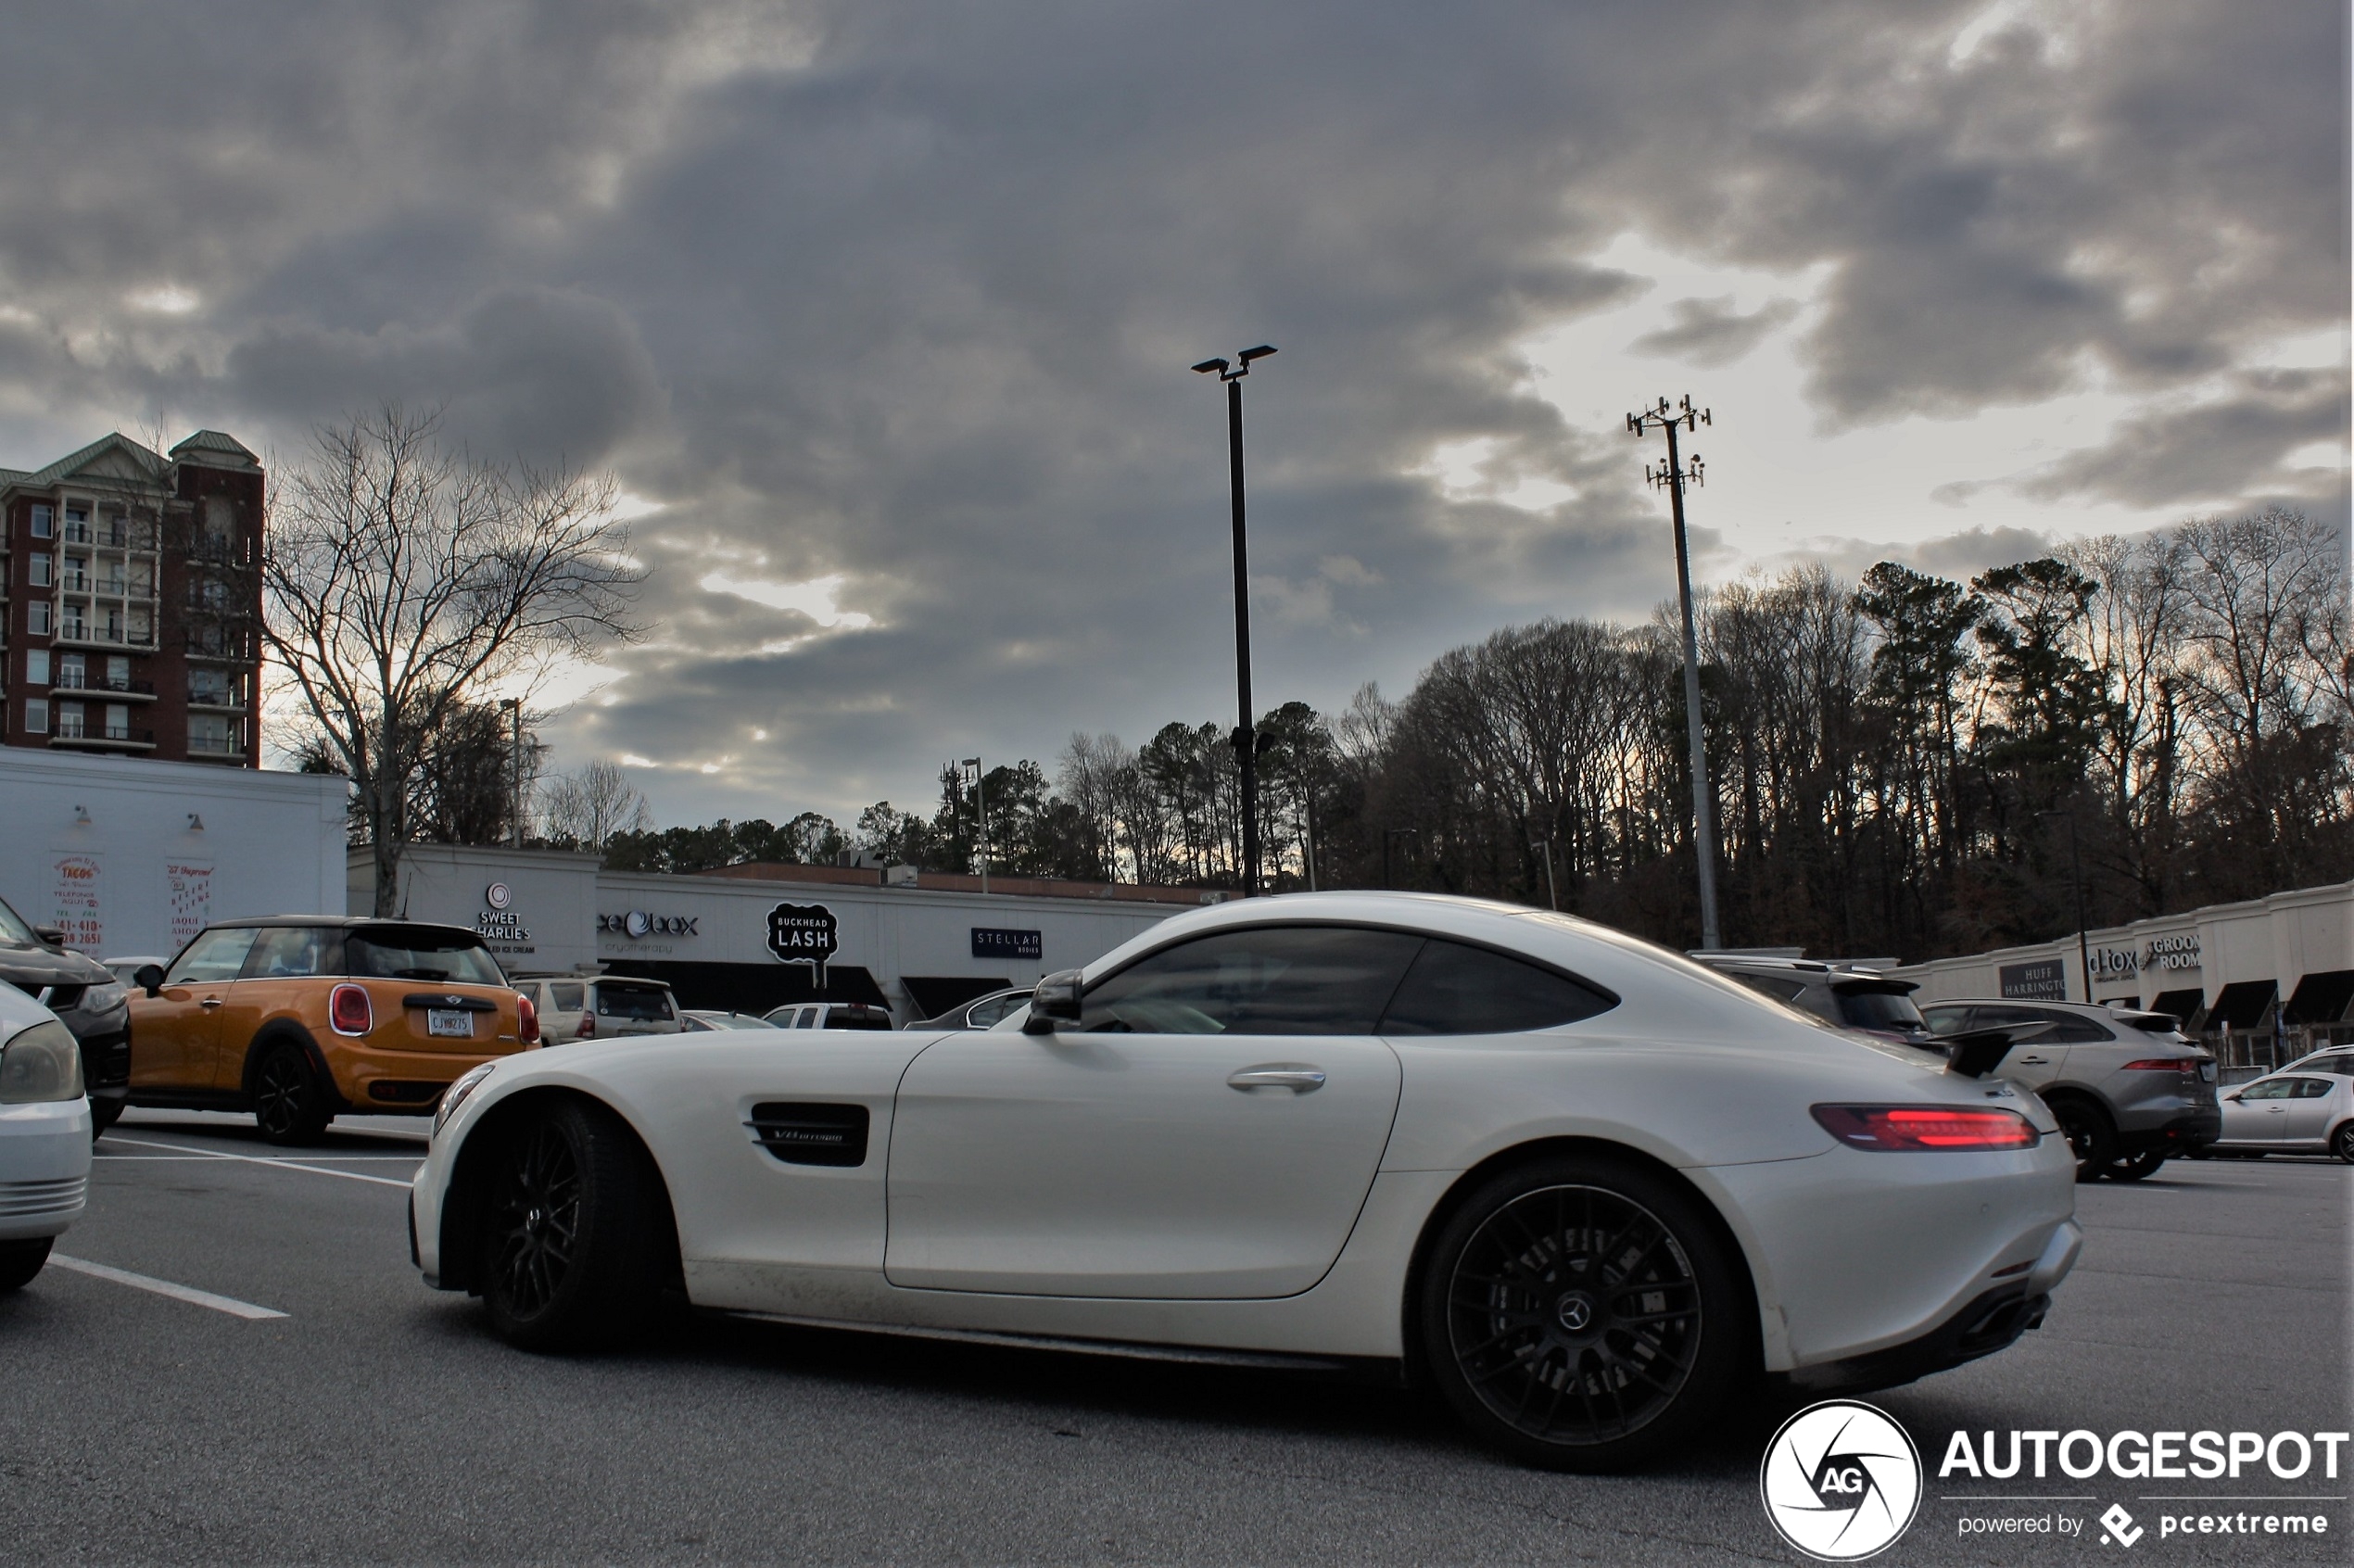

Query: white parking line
[49,1255,288,1320]
[100,1134,415,1189]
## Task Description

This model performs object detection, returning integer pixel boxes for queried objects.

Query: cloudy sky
[3,0,2345,827]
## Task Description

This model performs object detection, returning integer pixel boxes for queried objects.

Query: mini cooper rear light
[2120,1057,2200,1072]
[329,982,372,1036]
[516,992,539,1043]
[1811,1104,2040,1152]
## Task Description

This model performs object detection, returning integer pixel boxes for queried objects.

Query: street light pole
[963,757,989,896]
[1626,395,1721,951]
[1194,346,1277,896]
[1531,836,1560,912]
[2039,809,2094,1001]
[501,698,524,849]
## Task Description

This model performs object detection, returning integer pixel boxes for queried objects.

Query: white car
[412,892,2081,1470]
[2209,1071,2354,1162]
[1,977,94,1289]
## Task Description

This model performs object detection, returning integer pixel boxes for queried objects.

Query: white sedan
[1,975,94,1290]
[412,891,2081,1470]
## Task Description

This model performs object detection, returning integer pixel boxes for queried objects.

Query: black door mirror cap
[1023,968,1085,1034]
[133,963,166,997]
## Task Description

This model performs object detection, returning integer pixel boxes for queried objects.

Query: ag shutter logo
[1761,1400,1923,1562]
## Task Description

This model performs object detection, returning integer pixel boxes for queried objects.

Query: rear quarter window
[1378,939,1614,1035]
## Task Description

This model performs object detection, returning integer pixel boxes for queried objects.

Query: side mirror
[32,925,66,949]
[133,964,165,998]
[1022,968,1085,1034]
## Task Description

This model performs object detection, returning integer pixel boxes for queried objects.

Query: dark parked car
[905,987,1035,1031]
[0,893,129,1137]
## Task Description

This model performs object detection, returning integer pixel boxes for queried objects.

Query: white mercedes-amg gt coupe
[411,891,2081,1470]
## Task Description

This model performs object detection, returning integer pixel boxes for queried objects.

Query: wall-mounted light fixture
[74,804,92,826]
[187,813,205,831]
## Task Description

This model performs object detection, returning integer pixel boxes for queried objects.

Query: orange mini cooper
[126,917,539,1144]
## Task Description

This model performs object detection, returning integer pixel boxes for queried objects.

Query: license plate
[427,1009,475,1039]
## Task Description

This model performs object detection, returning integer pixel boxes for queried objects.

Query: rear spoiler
[1935,1021,2053,1079]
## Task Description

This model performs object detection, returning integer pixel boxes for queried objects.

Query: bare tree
[264,405,644,913]
[539,759,652,849]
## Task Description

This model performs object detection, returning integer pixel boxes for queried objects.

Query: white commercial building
[0,749,348,960]
[351,843,1204,1022]
[1895,881,2354,1076]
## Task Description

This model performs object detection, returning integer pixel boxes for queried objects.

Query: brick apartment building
[0,430,263,765]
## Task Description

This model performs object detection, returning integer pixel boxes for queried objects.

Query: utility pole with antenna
[1626,394,1722,951]
[962,757,989,895]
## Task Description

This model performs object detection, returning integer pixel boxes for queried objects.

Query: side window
[241,927,336,980]
[968,995,1020,1028]
[1080,926,1424,1036]
[1921,1005,1973,1035]
[2239,1080,2291,1100]
[794,1007,819,1029]
[1733,973,1809,1003]
[2295,1078,2334,1099]
[165,928,259,986]
[2031,1010,2116,1043]
[1379,939,1615,1036]
[551,983,585,1012]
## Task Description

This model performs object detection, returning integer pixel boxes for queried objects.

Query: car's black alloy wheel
[252,1042,332,1145]
[478,1099,667,1351]
[0,1237,53,1291]
[2107,1149,2168,1181]
[1419,1156,1748,1471]
[2048,1099,2116,1182]
[2334,1123,2354,1165]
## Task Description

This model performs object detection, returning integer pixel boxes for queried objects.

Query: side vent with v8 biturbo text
[746,1103,869,1168]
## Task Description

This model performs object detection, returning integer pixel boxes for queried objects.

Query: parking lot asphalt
[1,1112,2347,1566]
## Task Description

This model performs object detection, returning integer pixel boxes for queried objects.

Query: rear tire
[2107,1149,2167,1182]
[1416,1154,1751,1472]
[478,1099,667,1352]
[2333,1124,2354,1165]
[251,1041,334,1145]
[2049,1098,2117,1181]
[0,1237,54,1290]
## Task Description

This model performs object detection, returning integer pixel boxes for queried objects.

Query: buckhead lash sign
[766,902,839,988]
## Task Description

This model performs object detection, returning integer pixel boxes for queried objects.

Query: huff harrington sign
[766,902,840,988]
[1999,959,2069,1001]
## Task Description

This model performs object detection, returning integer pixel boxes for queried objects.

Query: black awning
[2282,969,2354,1026]
[2147,988,2205,1028]
[2206,979,2278,1031]
[601,960,888,1013]
[902,975,1013,1018]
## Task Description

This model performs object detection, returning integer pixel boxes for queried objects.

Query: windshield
[0,895,40,946]
[348,928,507,986]
[1836,989,1928,1033]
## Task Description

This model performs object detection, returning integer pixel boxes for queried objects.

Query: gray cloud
[1630,296,1801,367]
[0,0,2339,824]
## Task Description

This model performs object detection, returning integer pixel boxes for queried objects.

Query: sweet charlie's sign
[766,902,840,986]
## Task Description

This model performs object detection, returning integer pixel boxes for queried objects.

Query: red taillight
[1812,1104,2040,1152]
[329,983,372,1036]
[2120,1057,2199,1072]
[516,993,539,1044]
[576,1010,596,1039]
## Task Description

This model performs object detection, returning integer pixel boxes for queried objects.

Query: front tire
[1417,1155,1750,1472]
[0,1237,54,1291]
[251,1042,333,1145]
[2333,1123,2354,1165]
[477,1100,667,1352]
[2049,1098,2117,1181]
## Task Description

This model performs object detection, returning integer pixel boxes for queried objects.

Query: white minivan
[1,980,92,1289]
[516,974,684,1044]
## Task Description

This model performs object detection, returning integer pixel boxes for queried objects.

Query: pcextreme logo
[1761,1400,1924,1562]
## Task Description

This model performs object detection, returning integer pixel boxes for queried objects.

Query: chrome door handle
[2016,1056,2048,1064]
[199,997,223,1009]
[1228,1067,1326,1093]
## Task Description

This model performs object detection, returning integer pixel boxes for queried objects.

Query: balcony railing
[55,673,157,697]
[61,522,93,544]
[51,718,155,745]
[187,733,244,755]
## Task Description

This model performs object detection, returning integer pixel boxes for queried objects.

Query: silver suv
[1699,956,1943,1049]
[1918,999,2218,1182]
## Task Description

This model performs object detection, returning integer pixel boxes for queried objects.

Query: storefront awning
[2282,969,2354,1026]
[2206,979,2278,1031]
[2145,988,2206,1029]
[902,975,1014,1018]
